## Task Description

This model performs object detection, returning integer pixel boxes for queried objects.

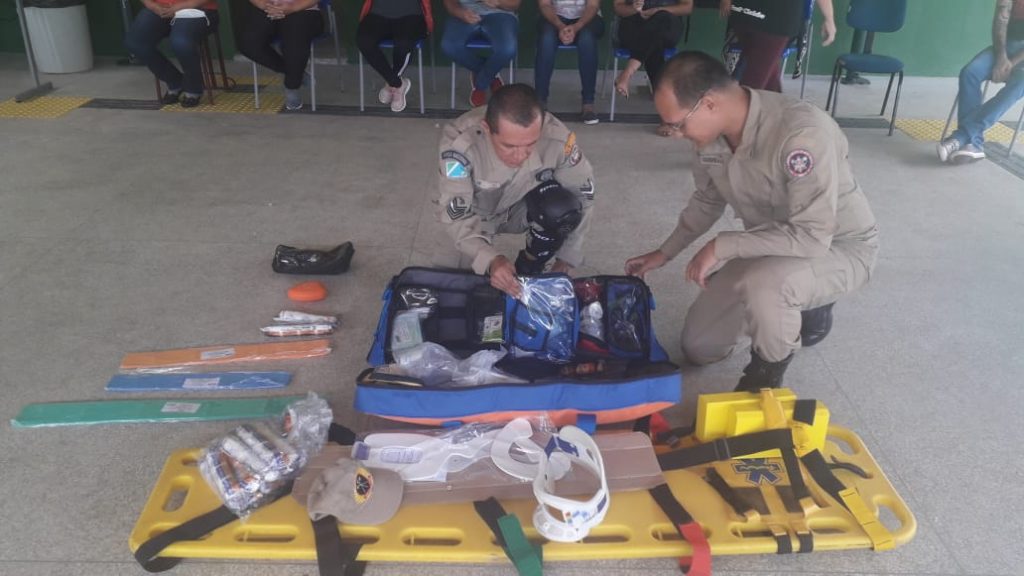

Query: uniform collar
[733,88,763,157]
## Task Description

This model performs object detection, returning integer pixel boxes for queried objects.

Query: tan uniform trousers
[430,199,531,270]
[681,241,877,364]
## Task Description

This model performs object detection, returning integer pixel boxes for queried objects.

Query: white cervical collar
[531,425,610,542]
[490,418,570,481]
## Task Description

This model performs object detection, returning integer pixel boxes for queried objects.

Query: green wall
[0,0,1000,77]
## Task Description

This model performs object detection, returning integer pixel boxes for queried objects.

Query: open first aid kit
[356,267,682,426]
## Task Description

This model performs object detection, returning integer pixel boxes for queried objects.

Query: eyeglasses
[670,95,705,131]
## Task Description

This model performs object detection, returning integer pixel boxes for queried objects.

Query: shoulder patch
[785,149,814,178]
[563,132,576,157]
[446,197,471,220]
[442,150,471,179]
[536,168,555,182]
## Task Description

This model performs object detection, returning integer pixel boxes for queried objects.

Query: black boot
[734,350,794,393]
[272,242,354,275]
[800,302,834,348]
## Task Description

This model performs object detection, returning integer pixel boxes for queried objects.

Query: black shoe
[161,90,181,105]
[272,242,354,275]
[180,94,201,108]
[734,350,794,393]
[581,107,599,125]
[840,73,871,86]
[800,302,834,348]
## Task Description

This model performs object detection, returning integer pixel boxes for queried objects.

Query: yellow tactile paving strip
[0,96,92,119]
[896,118,1022,145]
[160,91,283,114]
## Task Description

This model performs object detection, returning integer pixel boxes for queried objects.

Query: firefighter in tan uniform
[626,51,879,392]
[432,84,595,297]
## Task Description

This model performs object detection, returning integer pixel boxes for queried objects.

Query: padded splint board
[120,340,332,371]
[129,425,915,564]
[12,396,304,428]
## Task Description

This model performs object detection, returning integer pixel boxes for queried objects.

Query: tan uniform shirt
[659,89,879,263]
[437,107,596,275]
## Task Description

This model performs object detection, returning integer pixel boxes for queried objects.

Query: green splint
[11,396,305,428]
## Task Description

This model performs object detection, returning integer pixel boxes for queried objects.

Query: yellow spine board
[129,426,915,564]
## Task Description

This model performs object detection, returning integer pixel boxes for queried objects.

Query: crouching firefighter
[625,51,879,392]
[431,83,595,298]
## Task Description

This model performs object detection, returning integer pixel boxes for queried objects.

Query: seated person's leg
[390,14,428,79]
[238,2,286,77]
[959,41,1024,149]
[614,15,646,96]
[166,11,219,100]
[278,9,323,110]
[477,12,518,91]
[124,8,180,95]
[441,17,486,78]
[576,16,604,107]
[533,18,561,105]
[358,13,403,89]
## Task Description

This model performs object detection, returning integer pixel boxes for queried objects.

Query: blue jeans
[534,16,604,105]
[952,39,1024,148]
[442,12,518,92]
[124,8,218,95]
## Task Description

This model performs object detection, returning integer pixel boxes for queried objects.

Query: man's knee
[680,337,733,366]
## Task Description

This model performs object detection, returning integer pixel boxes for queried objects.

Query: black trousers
[357,13,428,88]
[617,12,684,85]
[238,4,324,90]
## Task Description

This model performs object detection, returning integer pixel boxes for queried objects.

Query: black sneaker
[180,94,201,108]
[161,90,181,105]
[581,107,599,125]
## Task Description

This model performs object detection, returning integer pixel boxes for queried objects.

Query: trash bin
[23,0,93,73]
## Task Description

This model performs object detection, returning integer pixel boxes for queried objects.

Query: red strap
[677,522,711,576]
[649,411,672,439]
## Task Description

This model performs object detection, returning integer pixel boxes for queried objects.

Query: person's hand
[488,255,522,298]
[640,8,659,19]
[633,0,644,13]
[820,17,836,46]
[718,0,731,19]
[559,24,577,45]
[624,250,668,279]
[685,239,719,289]
[550,258,572,274]
[993,56,1014,83]
[461,8,482,24]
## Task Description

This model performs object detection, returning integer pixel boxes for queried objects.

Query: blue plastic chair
[358,38,428,114]
[449,35,517,109]
[825,0,907,135]
[252,0,343,112]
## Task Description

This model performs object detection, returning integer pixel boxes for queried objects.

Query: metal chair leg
[418,46,425,114]
[450,62,456,109]
[200,37,215,104]
[213,29,229,89]
[825,61,840,113]
[881,72,895,116]
[800,22,812,100]
[310,43,317,111]
[329,5,344,92]
[610,56,618,122]
[941,92,958,141]
[253,60,260,109]
[1009,103,1024,156]
[888,70,904,136]
[431,34,437,93]
[358,52,365,112]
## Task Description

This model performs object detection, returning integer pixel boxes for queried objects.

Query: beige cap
[306,457,404,525]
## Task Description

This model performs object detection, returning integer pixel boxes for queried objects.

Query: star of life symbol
[733,458,783,485]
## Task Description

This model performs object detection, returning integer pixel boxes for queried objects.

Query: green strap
[11,396,304,428]
[497,514,544,576]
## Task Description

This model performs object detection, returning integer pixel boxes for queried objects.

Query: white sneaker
[936,137,961,163]
[391,78,411,113]
[951,143,986,163]
[378,85,393,104]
